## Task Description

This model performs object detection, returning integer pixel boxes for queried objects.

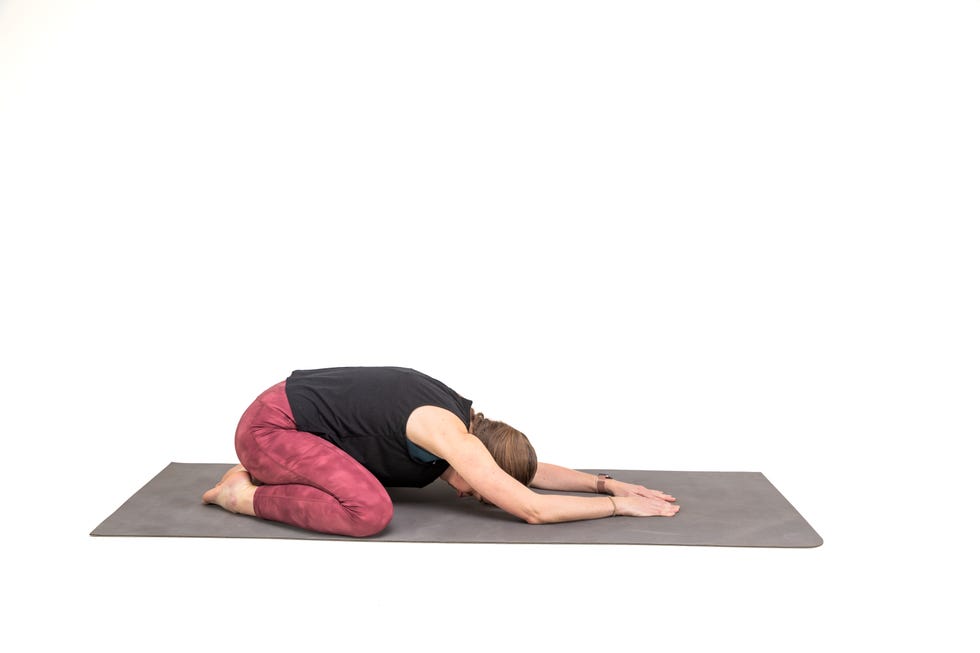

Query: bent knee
[346,492,394,537]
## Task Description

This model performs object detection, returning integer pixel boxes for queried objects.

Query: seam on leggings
[256,487,346,506]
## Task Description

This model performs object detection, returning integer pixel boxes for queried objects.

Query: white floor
[2,2,977,651]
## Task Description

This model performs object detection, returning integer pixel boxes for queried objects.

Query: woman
[203,366,679,536]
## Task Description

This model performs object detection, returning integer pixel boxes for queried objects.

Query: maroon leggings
[234,381,393,537]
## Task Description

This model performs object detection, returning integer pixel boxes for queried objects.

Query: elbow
[522,501,547,525]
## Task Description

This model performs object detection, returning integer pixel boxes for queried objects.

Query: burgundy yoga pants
[234,381,393,537]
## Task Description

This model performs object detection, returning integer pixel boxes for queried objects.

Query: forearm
[526,462,620,523]
[530,462,606,493]
[529,493,617,524]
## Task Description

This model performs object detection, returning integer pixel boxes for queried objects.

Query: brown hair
[468,407,538,486]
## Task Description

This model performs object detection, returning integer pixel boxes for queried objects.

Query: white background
[1,1,977,650]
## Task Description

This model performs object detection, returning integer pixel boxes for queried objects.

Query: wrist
[595,473,614,495]
[601,478,621,496]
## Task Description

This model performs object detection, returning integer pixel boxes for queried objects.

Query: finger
[652,497,678,512]
[632,485,675,500]
[632,488,677,504]
[632,486,665,499]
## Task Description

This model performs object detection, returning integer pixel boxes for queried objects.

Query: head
[442,467,484,502]
[467,407,537,486]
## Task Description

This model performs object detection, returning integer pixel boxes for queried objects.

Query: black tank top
[284,367,473,487]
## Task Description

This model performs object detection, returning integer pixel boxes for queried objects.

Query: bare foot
[220,463,246,483]
[202,464,258,516]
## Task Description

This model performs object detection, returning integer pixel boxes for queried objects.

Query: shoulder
[406,405,472,458]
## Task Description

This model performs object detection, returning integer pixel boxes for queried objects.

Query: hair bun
[469,408,485,432]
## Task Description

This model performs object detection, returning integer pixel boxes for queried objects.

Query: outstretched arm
[531,462,603,492]
[409,407,677,523]
[532,462,676,502]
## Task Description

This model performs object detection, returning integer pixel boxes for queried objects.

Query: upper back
[284,366,473,486]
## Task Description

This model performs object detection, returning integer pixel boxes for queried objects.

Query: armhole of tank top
[404,402,469,463]
[406,437,441,463]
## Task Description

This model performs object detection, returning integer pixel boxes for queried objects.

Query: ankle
[233,483,258,516]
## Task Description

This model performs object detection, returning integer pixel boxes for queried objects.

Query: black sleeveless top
[284,367,473,487]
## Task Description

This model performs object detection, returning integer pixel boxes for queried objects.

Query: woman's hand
[612,495,679,517]
[608,479,676,502]
[606,479,679,517]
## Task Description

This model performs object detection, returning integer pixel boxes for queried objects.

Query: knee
[346,491,394,537]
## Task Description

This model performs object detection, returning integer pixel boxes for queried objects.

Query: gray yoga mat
[91,462,822,547]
